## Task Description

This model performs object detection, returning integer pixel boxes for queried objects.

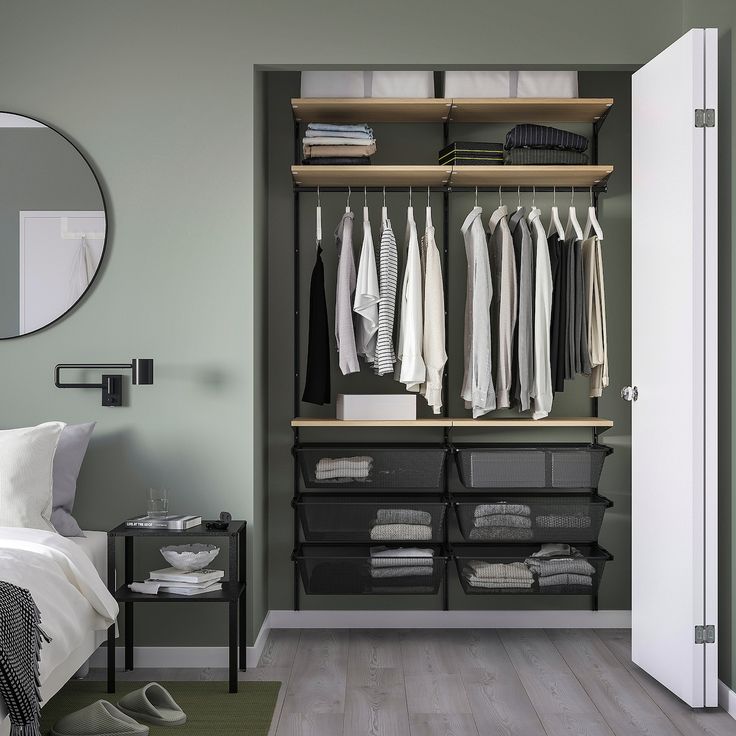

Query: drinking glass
[147,488,169,518]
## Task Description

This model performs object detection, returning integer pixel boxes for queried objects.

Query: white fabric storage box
[300,71,365,98]
[444,71,513,98]
[517,71,578,98]
[369,71,434,98]
[337,394,417,421]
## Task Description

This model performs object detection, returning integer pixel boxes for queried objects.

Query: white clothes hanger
[316,186,322,245]
[474,186,479,208]
[363,186,369,222]
[565,187,584,241]
[583,186,604,240]
[426,186,432,227]
[382,186,388,224]
[548,185,566,240]
[408,185,413,217]
[345,185,352,214]
[498,185,504,209]
[516,185,522,211]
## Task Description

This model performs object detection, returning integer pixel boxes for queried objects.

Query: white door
[631,28,718,707]
[19,211,105,333]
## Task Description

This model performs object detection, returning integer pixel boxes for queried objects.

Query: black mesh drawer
[453,543,612,595]
[296,495,447,542]
[453,494,612,543]
[296,444,447,490]
[453,444,611,489]
[294,544,446,595]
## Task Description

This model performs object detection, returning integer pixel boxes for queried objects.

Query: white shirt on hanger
[334,209,360,375]
[420,206,447,414]
[353,206,380,362]
[528,206,554,419]
[396,205,426,390]
[461,205,495,417]
[583,235,609,397]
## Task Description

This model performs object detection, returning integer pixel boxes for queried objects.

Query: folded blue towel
[308,122,373,135]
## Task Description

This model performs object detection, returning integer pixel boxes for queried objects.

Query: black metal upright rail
[291,100,610,612]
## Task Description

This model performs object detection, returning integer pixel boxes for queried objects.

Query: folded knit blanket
[371,556,434,568]
[370,565,433,578]
[315,456,373,480]
[465,561,534,584]
[370,523,432,541]
[474,514,531,529]
[370,546,433,559]
[526,557,596,577]
[539,573,593,587]
[376,508,431,526]
[469,526,533,541]
[537,513,592,528]
[474,503,531,518]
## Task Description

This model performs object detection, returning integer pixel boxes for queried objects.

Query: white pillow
[0,422,65,531]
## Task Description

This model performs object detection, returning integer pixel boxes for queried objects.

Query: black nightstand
[106,521,246,693]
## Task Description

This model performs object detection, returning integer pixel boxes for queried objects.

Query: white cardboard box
[336,394,416,421]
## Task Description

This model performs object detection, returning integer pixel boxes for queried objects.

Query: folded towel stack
[504,123,589,166]
[525,544,596,590]
[302,123,376,164]
[468,502,532,541]
[369,546,434,578]
[463,560,534,590]
[370,507,433,541]
[315,456,373,482]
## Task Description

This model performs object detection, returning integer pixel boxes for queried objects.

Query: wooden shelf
[448,98,613,123]
[292,417,613,428]
[292,165,452,187]
[292,164,613,189]
[292,98,453,123]
[291,97,614,124]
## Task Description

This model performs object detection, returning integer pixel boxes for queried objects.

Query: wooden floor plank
[499,629,615,736]
[281,629,348,716]
[548,629,680,736]
[444,629,545,736]
[404,674,472,715]
[274,713,345,736]
[409,714,479,736]
[401,630,461,675]
[595,630,736,736]
[344,630,410,736]
[260,629,302,668]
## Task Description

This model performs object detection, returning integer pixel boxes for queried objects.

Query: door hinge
[695,108,716,127]
[695,625,716,644]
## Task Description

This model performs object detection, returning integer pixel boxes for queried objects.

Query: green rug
[40,680,281,736]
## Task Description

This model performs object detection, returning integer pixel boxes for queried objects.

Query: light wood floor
[92,628,736,736]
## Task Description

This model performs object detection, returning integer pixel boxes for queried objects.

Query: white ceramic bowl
[160,543,220,572]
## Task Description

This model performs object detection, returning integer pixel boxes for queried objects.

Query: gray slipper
[51,699,149,736]
[117,682,186,727]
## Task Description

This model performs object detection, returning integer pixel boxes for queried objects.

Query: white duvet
[0,527,118,720]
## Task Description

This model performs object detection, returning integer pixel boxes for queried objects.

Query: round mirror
[0,112,106,339]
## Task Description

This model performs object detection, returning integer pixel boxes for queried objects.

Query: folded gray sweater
[376,508,432,525]
[474,514,531,529]
[474,503,531,518]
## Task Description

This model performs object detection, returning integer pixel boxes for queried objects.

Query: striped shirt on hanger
[374,215,398,376]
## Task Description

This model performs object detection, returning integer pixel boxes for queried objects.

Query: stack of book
[126,514,202,530]
[147,567,224,596]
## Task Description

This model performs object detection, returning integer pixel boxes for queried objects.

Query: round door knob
[621,386,638,402]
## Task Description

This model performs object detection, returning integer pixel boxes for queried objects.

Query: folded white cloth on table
[129,582,161,595]
[469,527,533,541]
[474,514,531,529]
[370,523,432,541]
[302,136,376,146]
[537,513,591,528]
[526,557,595,577]
[464,561,534,584]
[370,565,433,578]
[474,503,531,518]
[376,508,431,525]
[315,456,373,480]
[539,573,593,587]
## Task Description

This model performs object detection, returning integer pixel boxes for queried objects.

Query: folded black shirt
[505,124,588,152]
[505,148,589,165]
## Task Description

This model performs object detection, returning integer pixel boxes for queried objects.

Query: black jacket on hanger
[302,244,331,405]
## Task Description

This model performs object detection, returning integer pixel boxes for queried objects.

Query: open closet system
[289,94,616,611]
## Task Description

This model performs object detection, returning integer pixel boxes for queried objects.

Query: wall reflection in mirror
[0,112,106,338]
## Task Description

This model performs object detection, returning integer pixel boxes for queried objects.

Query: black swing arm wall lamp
[54,358,154,406]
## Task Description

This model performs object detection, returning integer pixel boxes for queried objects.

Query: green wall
[0,127,103,337]
[0,0,734,685]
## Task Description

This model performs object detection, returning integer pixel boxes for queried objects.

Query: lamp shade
[131,358,154,385]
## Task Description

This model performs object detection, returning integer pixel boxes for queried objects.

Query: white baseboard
[718,680,736,720]
[89,609,629,669]
[267,609,631,629]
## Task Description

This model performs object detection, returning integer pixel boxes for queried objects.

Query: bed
[0,529,118,736]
